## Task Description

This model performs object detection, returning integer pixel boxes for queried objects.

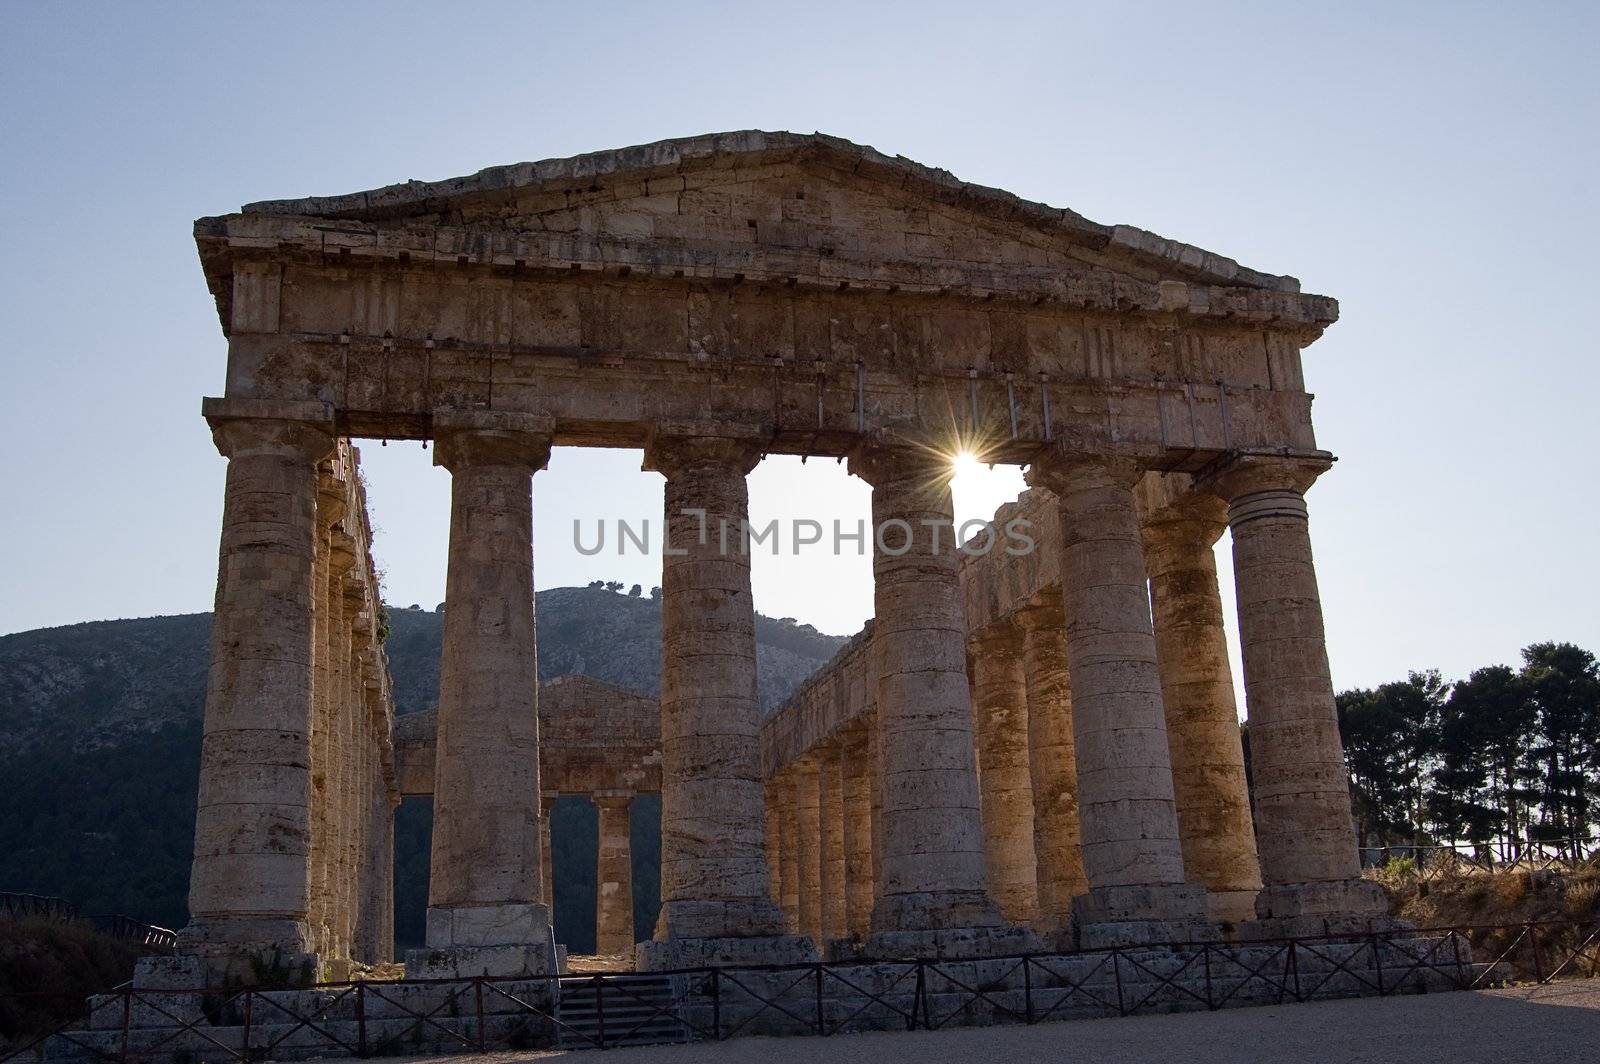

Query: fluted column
[595,794,636,956]
[180,411,334,976]
[969,624,1040,923]
[540,793,557,913]
[340,576,368,961]
[309,470,343,961]
[1016,597,1087,930]
[641,433,811,968]
[819,747,847,946]
[764,782,783,909]
[1025,454,1206,943]
[794,761,823,944]
[418,413,553,976]
[1142,494,1263,924]
[849,445,1001,944]
[1203,456,1386,926]
[778,774,801,930]
[841,726,876,939]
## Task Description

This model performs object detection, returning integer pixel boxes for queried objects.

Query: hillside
[0,587,846,953]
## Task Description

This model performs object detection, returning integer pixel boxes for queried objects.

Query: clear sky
[2,2,1595,694]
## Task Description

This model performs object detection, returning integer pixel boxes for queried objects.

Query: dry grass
[0,918,145,1049]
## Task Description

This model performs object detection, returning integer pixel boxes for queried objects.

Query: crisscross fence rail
[4,919,1598,1062]
[1360,838,1599,882]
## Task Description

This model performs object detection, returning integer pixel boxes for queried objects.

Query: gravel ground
[387,983,1600,1064]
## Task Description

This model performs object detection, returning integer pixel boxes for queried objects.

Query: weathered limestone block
[594,794,635,956]
[179,405,335,979]
[417,412,554,977]
[849,444,1004,951]
[968,624,1040,924]
[1202,456,1386,929]
[1140,486,1263,925]
[1025,453,1207,944]
[1017,597,1087,930]
[640,433,814,969]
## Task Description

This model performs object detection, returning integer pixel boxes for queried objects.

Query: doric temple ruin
[159,129,1390,988]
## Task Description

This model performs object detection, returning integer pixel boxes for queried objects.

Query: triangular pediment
[227,131,1308,295]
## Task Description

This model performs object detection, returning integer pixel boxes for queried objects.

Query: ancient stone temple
[169,129,1383,983]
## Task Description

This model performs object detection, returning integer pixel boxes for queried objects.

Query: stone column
[794,762,823,944]
[540,793,557,913]
[178,409,334,979]
[841,726,876,939]
[595,793,636,956]
[849,444,1017,955]
[764,782,783,909]
[1025,454,1206,945]
[415,412,554,977]
[867,711,883,902]
[1141,491,1263,924]
[1016,597,1087,931]
[969,624,1040,924]
[640,433,813,968]
[340,580,368,963]
[1203,456,1387,929]
[309,470,343,961]
[819,747,847,947]
[778,774,800,930]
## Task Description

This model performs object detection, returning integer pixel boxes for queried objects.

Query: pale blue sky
[1,2,1595,693]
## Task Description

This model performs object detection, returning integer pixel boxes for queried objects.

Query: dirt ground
[389,983,1600,1063]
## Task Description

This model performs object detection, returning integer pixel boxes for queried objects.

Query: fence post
[911,962,925,1031]
[1530,923,1546,983]
[1023,956,1034,1025]
[1371,933,1385,996]
[356,982,367,1058]
[1113,950,1126,1016]
[594,974,605,1050]
[242,990,253,1064]
[1203,946,1215,1010]
[815,964,825,1036]
[710,967,721,1041]
[474,978,485,1053]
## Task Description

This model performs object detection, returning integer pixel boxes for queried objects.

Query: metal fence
[1360,838,1599,881]
[0,893,175,951]
[4,918,1598,1062]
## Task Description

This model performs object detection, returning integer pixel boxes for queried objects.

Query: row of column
[765,448,1381,951]
[185,401,1374,978]
[179,415,397,981]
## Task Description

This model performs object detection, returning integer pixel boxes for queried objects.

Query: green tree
[1521,642,1600,843]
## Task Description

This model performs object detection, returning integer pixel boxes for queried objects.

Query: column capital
[1139,492,1229,555]
[968,619,1022,660]
[1013,592,1065,636]
[432,410,554,472]
[1023,449,1144,496]
[593,791,635,808]
[845,439,951,488]
[1198,453,1332,503]
[643,432,763,478]
[208,415,335,465]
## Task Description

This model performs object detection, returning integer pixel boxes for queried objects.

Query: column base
[1207,888,1264,926]
[161,918,319,987]
[1243,878,1394,938]
[856,923,1043,961]
[407,902,556,977]
[655,896,790,940]
[1072,883,1215,948]
[870,889,1004,935]
[636,934,819,970]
